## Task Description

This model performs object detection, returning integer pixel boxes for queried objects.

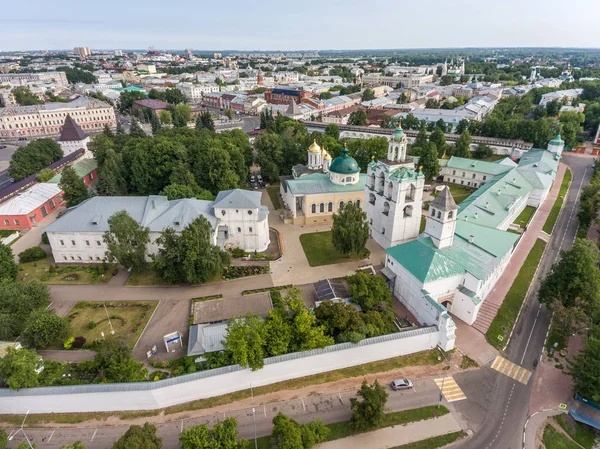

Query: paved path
[10,206,65,261]
[472,162,567,333]
[317,413,462,449]
[523,409,562,449]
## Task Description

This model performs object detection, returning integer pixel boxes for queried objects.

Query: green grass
[486,239,547,349]
[460,355,479,369]
[299,231,368,267]
[420,216,427,233]
[513,206,536,228]
[434,184,474,204]
[390,431,467,449]
[125,268,165,286]
[554,415,598,449]
[543,168,572,234]
[256,406,450,449]
[543,424,581,449]
[481,154,507,162]
[0,229,16,238]
[18,257,114,284]
[267,184,281,210]
[67,301,158,348]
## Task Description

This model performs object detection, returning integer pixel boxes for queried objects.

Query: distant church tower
[547,133,565,156]
[425,187,458,249]
[388,125,408,162]
[257,68,264,86]
[57,115,91,158]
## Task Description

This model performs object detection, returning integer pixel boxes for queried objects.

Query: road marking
[434,377,466,402]
[48,429,56,442]
[91,429,97,441]
[491,356,532,385]
[521,313,539,364]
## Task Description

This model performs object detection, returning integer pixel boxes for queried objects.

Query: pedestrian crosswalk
[434,376,467,402]
[491,355,532,385]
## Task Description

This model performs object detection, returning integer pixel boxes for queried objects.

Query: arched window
[369,193,376,205]
[383,201,390,216]
[437,211,441,219]
[319,203,325,213]
[431,208,435,216]
[382,227,386,235]
[339,201,344,211]
[311,204,316,214]
[404,205,413,217]
[406,184,416,201]
[328,202,333,212]
[356,199,361,208]
[448,211,453,219]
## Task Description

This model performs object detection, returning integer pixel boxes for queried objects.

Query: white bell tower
[425,187,458,249]
[388,125,407,162]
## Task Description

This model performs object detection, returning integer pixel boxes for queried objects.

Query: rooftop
[285,173,366,196]
[0,183,62,216]
[58,115,88,142]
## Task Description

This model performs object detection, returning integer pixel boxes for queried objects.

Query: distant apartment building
[0,97,116,138]
[265,88,311,105]
[0,71,69,87]
[74,47,91,58]
[539,89,583,107]
[178,83,220,101]
[362,72,435,88]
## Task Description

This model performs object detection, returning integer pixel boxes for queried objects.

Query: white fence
[0,327,442,414]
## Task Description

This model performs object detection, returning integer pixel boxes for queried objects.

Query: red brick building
[0,183,65,230]
[265,88,311,105]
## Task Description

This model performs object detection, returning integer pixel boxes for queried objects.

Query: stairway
[472,299,501,335]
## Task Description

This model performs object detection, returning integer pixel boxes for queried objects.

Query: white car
[390,378,413,390]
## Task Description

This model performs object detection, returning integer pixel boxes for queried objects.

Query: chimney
[468,235,475,244]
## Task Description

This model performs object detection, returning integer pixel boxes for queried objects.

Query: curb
[133,299,162,350]
[545,166,572,236]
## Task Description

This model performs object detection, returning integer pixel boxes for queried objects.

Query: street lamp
[8,410,33,448]
[250,383,257,449]
[103,303,115,335]
[437,347,451,409]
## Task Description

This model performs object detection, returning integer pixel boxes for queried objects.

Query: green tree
[412,128,429,154]
[223,315,266,370]
[429,128,446,152]
[165,87,185,105]
[559,111,585,148]
[361,88,376,101]
[59,442,86,449]
[0,347,42,390]
[151,228,182,284]
[104,210,150,271]
[418,142,440,180]
[545,99,561,117]
[9,139,63,181]
[158,110,172,125]
[350,380,388,431]
[36,168,55,182]
[159,184,213,201]
[453,130,472,158]
[271,412,328,449]
[0,429,7,449]
[473,144,493,160]
[315,300,363,342]
[348,109,367,126]
[116,122,126,135]
[150,113,161,134]
[173,104,193,127]
[538,239,600,311]
[331,202,369,255]
[97,148,127,196]
[325,124,340,140]
[346,270,393,311]
[319,91,332,100]
[263,307,292,356]
[117,91,147,113]
[94,339,147,383]
[0,243,18,283]
[148,89,166,101]
[455,119,470,134]
[179,417,247,449]
[283,287,334,352]
[22,310,71,349]
[129,118,146,138]
[58,165,89,207]
[0,281,50,336]
[112,423,162,449]
[568,329,600,402]
[425,98,440,109]
[12,86,40,105]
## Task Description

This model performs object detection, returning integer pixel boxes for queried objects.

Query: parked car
[0,145,6,149]
[18,137,27,141]
[390,378,413,390]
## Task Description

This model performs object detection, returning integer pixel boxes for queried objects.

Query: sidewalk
[316,413,462,449]
[10,205,65,261]
[472,163,567,333]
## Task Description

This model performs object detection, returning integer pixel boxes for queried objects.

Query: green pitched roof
[49,159,98,184]
[446,156,516,176]
[285,173,366,196]
[455,219,519,258]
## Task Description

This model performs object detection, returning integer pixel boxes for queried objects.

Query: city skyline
[2,0,600,51]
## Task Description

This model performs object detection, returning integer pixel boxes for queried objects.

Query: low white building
[44,189,270,263]
[539,89,583,107]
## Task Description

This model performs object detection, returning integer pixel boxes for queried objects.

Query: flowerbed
[223,265,270,279]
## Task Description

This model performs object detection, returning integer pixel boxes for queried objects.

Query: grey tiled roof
[214,189,262,209]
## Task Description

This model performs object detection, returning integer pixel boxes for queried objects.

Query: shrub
[63,273,80,281]
[41,232,49,245]
[88,321,96,329]
[63,336,75,349]
[229,247,247,258]
[72,336,86,349]
[18,246,47,263]
[49,264,56,274]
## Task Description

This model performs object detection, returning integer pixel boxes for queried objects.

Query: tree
[9,139,63,181]
[223,315,266,370]
[429,127,446,152]
[94,339,147,383]
[0,429,7,449]
[473,144,493,160]
[550,299,589,347]
[180,417,247,449]
[538,239,600,311]
[263,307,292,356]
[129,118,146,138]
[283,287,334,352]
[195,111,215,131]
[117,91,147,113]
[158,110,172,125]
[36,168,55,182]
[348,109,367,126]
[425,98,440,109]
[412,128,428,154]
[331,202,369,255]
[453,130,472,158]
[12,86,40,105]
[325,124,340,140]
[319,92,332,100]
[150,113,161,134]
[361,88,376,101]
[165,87,185,105]
[0,281,50,337]
[97,148,127,196]
[58,166,89,207]
[346,271,392,312]
[455,119,470,134]
[112,423,162,449]
[418,142,440,180]
[173,104,193,127]
[0,347,42,390]
[350,380,388,431]
[104,210,150,271]
[560,111,585,148]
[0,243,18,283]
[59,442,86,449]
[315,300,363,342]
[22,310,71,349]
[545,99,561,117]
[148,89,166,101]
[568,330,600,402]
[159,184,213,201]
[116,122,125,135]
[271,412,328,449]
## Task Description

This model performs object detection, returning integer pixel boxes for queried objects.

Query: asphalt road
[452,153,594,449]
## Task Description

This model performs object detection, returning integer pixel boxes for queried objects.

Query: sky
[1,0,599,51]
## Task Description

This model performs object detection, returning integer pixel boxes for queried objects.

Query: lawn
[554,415,597,449]
[266,184,281,210]
[256,406,450,449]
[390,431,467,449]
[299,231,368,267]
[543,424,581,449]
[67,301,158,348]
[125,268,165,286]
[434,184,474,204]
[486,238,547,349]
[513,206,536,228]
[18,257,114,285]
[543,168,572,234]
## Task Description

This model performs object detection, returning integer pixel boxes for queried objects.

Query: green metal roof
[49,159,98,184]
[458,285,482,305]
[329,146,360,175]
[549,133,564,146]
[392,126,406,141]
[454,219,519,258]
[446,156,516,175]
[285,173,366,196]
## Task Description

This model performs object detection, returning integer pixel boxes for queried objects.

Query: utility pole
[250,383,257,449]
[437,347,451,409]
[104,303,115,335]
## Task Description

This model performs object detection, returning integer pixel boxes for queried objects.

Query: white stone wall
[441,167,492,188]
[215,206,270,252]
